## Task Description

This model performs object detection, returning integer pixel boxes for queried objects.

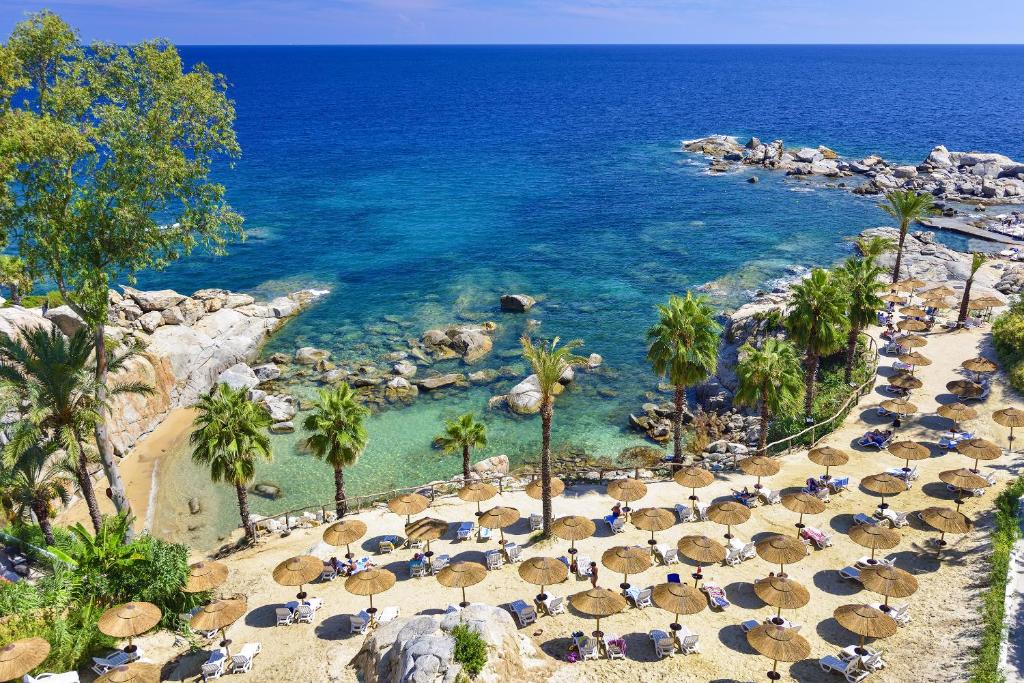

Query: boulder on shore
[217,363,259,391]
[44,305,86,336]
[295,347,331,365]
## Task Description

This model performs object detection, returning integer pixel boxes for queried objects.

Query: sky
[1,0,1022,45]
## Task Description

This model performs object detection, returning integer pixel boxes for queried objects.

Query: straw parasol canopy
[518,556,568,598]
[747,624,811,678]
[897,352,931,367]
[478,506,520,543]
[962,357,998,374]
[345,567,397,613]
[387,492,430,522]
[570,588,627,635]
[947,379,984,398]
[754,576,811,618]
[677,535,726,583]
[921,296,952,310]
[323,519,368,559]
[880,293,906,304]
[708,500,751,539]
[957,438,1002,471]
[834,604,898,652]
[971,295,1006,309]
[888,374,923,391]
[191,598,247,655]
[0,638,49,681]
[995,407,1024,453]
[880,398,917,415]
[920,506,971,533]
[937,403,979,424]
[899,306,927,318]
[96,663,161,683]
[782,492,826,534]
[861,473,906,510]
[551,515,596,553]
[887,440,929,471]
[738,454,781,479]
[458,481,498,514]
[652,581,705,628]
[273,555,324,597]
[897,319,927,332]
[808,446,849,479]
[607,478,647,505]
[860,565,918,607]
[601,545,652,588]
[898,334,928,348]
[405,517,449,560]
[922,285,955,298]
[524,477,564,500]
[940,468,990,492]
[848,523,900,561]
[755,535,808,572]
[631,507,676,550]
[673,465,715,510]
[436,561,487,607]
[183,560,229,593]
[895,278,925,291]
[97,602,161,649]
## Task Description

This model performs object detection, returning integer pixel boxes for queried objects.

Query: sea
[135,45,1024,547]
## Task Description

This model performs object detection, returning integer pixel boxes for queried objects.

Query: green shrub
[993,309,1024,393]
[451,624,488,677]
[2,291,63,309]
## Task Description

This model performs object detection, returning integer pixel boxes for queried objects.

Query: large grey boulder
[449,329,492,363]
[793,147,823,163]
[416,374,465,391]
[507,375,545,415]
[499,294,535,312]
[217,363,259,391]
[137,310,164,333]
[0,307,54,339]
[262,394,297,422]
[44,305,86,336]
[295,347,331,365]
[253,363,281,382]
[124,287,186,312]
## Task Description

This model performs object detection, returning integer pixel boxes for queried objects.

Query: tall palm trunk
[844,327,859,384]
[462,444,471,480]
[236,482,255,543]
[93,323,134,538]
[540,398,553,536]
[803,352,820,420]
[33,500,55,546]
[334,466,347,517]
[957,277,975,325]
[758,391,770,455]
[672,385,686,464]
[891,222,908,284]
[74,431,103,533]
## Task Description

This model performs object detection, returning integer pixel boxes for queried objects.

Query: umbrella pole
[346,542,353,560]
[796,512,804,536]
[650,530,657,555]
[220,627,231,658]
[870,546,876,561]
[769,658,780,681]
[461,587,468,608]
[1010,426,1016,454]
[725,524,732,540]
[691,487,698,514]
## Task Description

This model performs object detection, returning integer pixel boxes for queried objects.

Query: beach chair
[544,595,565,616]
[576,637,599,661]
[377,606,400,624]
[504,543,523,563]
[875,508,909,528]
[410,560,428,578]
[432,554,450,574]
[758,487,781,505]
[725,545,744,567]
[674,503,691,522]
[604,515,626,534]
[275,606,294,626]
[628,587,653,609]
[486,550,504,570]
[732,489,758,508]
[828,477,849,494]
[576,555,593,578]
[649,629,674,658]
[679,633,700,654]
[740,619,760,633]
[667,572,681,584]
[741,542,757,562]
[529,513,543,531]
[508,599,537,627]
[91,650,138,676]
[701,583,730,610]
[860,651,886,671]
[23,671,80,682]
[853,513,878,527]
[886,604,911,626]
[378,538,396,554]
[820,654,870,682]
[320,564,338,582]
[838,566,862,583]
[655,544,678,565]
[602,634,626,660]
[349,611,370,635]
[295,603,317,624]
[801,527,833,549]
[229,642,262,674]
[199,650,227,681]
[858,433,891,450]
[478,526,492,542]
[445,604,462,614]
[456,522,474,540]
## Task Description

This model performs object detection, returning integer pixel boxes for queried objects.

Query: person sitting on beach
[611,503,622,519]
[881,324,896,340]
[589,562,598,589]
[329,557,342,573]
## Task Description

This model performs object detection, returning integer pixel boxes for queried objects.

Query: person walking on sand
[589,562,598,588]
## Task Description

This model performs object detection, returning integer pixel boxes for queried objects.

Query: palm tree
[191,384,272,543]
[520,336,586,536]
[785,269,849,420]
[750,308,784,348]
[881,190,936,283]
[957,252,988,325]
[837,256,887,383]
[2,439,73,545]
[646,293,722,464]
[436,413,487,480]
[854,235,896,264]
[734,339,804,457]
[0,327,152,533]
[302,383,368,518]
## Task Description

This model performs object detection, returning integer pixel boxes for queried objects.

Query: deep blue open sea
[137,45,1024,544]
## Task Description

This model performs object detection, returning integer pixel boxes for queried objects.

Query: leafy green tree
[785,269,849,419]
[957,252,989,325]
[1,440,72,545]
[881,190,936,283]
[837,256,887,382]
[734,338,804,457]
[302,384,368,518]
[190,385,271,543]
[0,327,151,533]
[0,12,243,522]
[646,293,721,464]
[0,255,33,305]
[436,413,488,480]
[520,336,586,535]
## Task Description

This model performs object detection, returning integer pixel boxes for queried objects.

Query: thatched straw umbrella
[436,561,487,608]
[601,545,652,591]
[919,506,972,550]
[405,517,448,568]
[551,515,596,557]
[860,565,918,610]
[708,500,751,540]
[781,492,826,535]
[96,662,161,683]
[880,293,906,304]
[994,407,1024,453]
[921,296,952,311]
[0,638,49,682]
[897,319,927,332]
[880,398,917,417]
[755,535,808,575]
[897,334,928,349]
[570,588,627,638]
[738,455,780,490]
[525,476,564,500]
[191,598,247,656]
[606,478,647,520]
[631,507,676,554]
[956,438,1002,472]
[746,623,810,681]
[893,279,924,292]
[677,535,726,586]
[946,379,984,399]
[936,402,978,429]
[323,519,368,560]
[848,524,900,563]
[970,295,1005,312]
[184,560,229,594]
[345,567,397,621]
[273,555,324,600]
[899,306,927,318]
[921,285,954,299]
[939,468,989,505]
[387,492,430,524]
[808,446,848,481]
[97,602,161,654]
[962,356,997,376]
[673,466,715,513]
[861,473,906,511]
[887,374,922,393]
[886,440,929,473]
[754,575,810,623]
[897,352,931,373]
[652,581,705,641]
[458,481,498,516]
[478,506,520,544]
[834,604,897,656]
[518,556,568,602]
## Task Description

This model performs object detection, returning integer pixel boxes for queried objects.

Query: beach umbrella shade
[754,576,810,622]
[458,481,498,515]
[570,588,627,638]
[323,519,368,559]
[860,565,918,609]
[606,478,647,517]
[781,492,826,535]
[631,507,676,553]
[183,560,229,593]
[897,319,927,332]
[894,278,925,291]
[652,581,705,637]
[899,306,927,317]
[405,517,448,566]
[879,398,917,416]
[677,535,726,586]
[880,294,906,304]
[673,465,715,511]
[601,545,652,590]
[898,334,928,348]
[971,295,1005,309]
[919,506,972,548]
[956,438,1002,472]
[962,357,998,375]
[886,440,929,473]
[946,379,984,399]
[936,402,978,427]
[848,523,900,563]
[273,555,324,600]
[897,352,931,372]
[387,492,430,523]
[0,638,49,682]
[437,561,487,608]
[921,285,955,298]
[920,296,952,310]
[887,374,922,392]
[738,455,781,490]
[708,500,751,540]
[551,515,596,555]
[746,623,811,681]
[525,476,564,500]
[478,506,519,543]
[518,556,568,601]
[345,567,397,618]
[808,446,849,480]
[755,535,808,575]
[191,598,247,655]
[861,473,906,510]
[833,604,898,655]
[940,467,990,494]
[96,663,161,683]
[97,602,161,653]
[994,407,1024,453]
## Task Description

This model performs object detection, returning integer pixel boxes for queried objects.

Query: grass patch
[2,291,63,309]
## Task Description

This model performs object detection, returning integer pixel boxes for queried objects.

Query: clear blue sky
[2,1,1022,45]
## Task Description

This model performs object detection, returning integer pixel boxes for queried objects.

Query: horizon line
[169,42,1024,48]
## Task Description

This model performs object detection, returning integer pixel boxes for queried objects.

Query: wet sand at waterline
[114,324,1019,682]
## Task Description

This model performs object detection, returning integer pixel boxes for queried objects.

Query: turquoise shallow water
[136,45,1024,545]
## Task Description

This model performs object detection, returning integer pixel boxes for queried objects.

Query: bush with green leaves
[993,306,1024,392]
[451,624,488,677]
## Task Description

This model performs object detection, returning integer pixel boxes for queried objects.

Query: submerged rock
[500,294,536,312]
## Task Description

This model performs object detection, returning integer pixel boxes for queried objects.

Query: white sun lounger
[456,522,474,540]
[508,599,537,627]
[874,508,909,528]
[23,672,80,683]
[853,513,878,527]
[679,633,700,654]
[838,566,862,583]
[229,642,262,674]
[529,513,543,531]
[701,583,730,610]
[575,555,593,578]
[377,606,400,624]
[820,654,870,682]
[349,610,370,635]
[602,634,626,660]
[541,595,565,616]
[649,629,674,658]
[200,649,228,681]
[91,650,140,676]
[275,606,294,626]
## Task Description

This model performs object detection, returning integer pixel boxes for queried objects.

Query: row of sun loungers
[349,606,400,634]
[201,642,263,681]
[92,649,142,675]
